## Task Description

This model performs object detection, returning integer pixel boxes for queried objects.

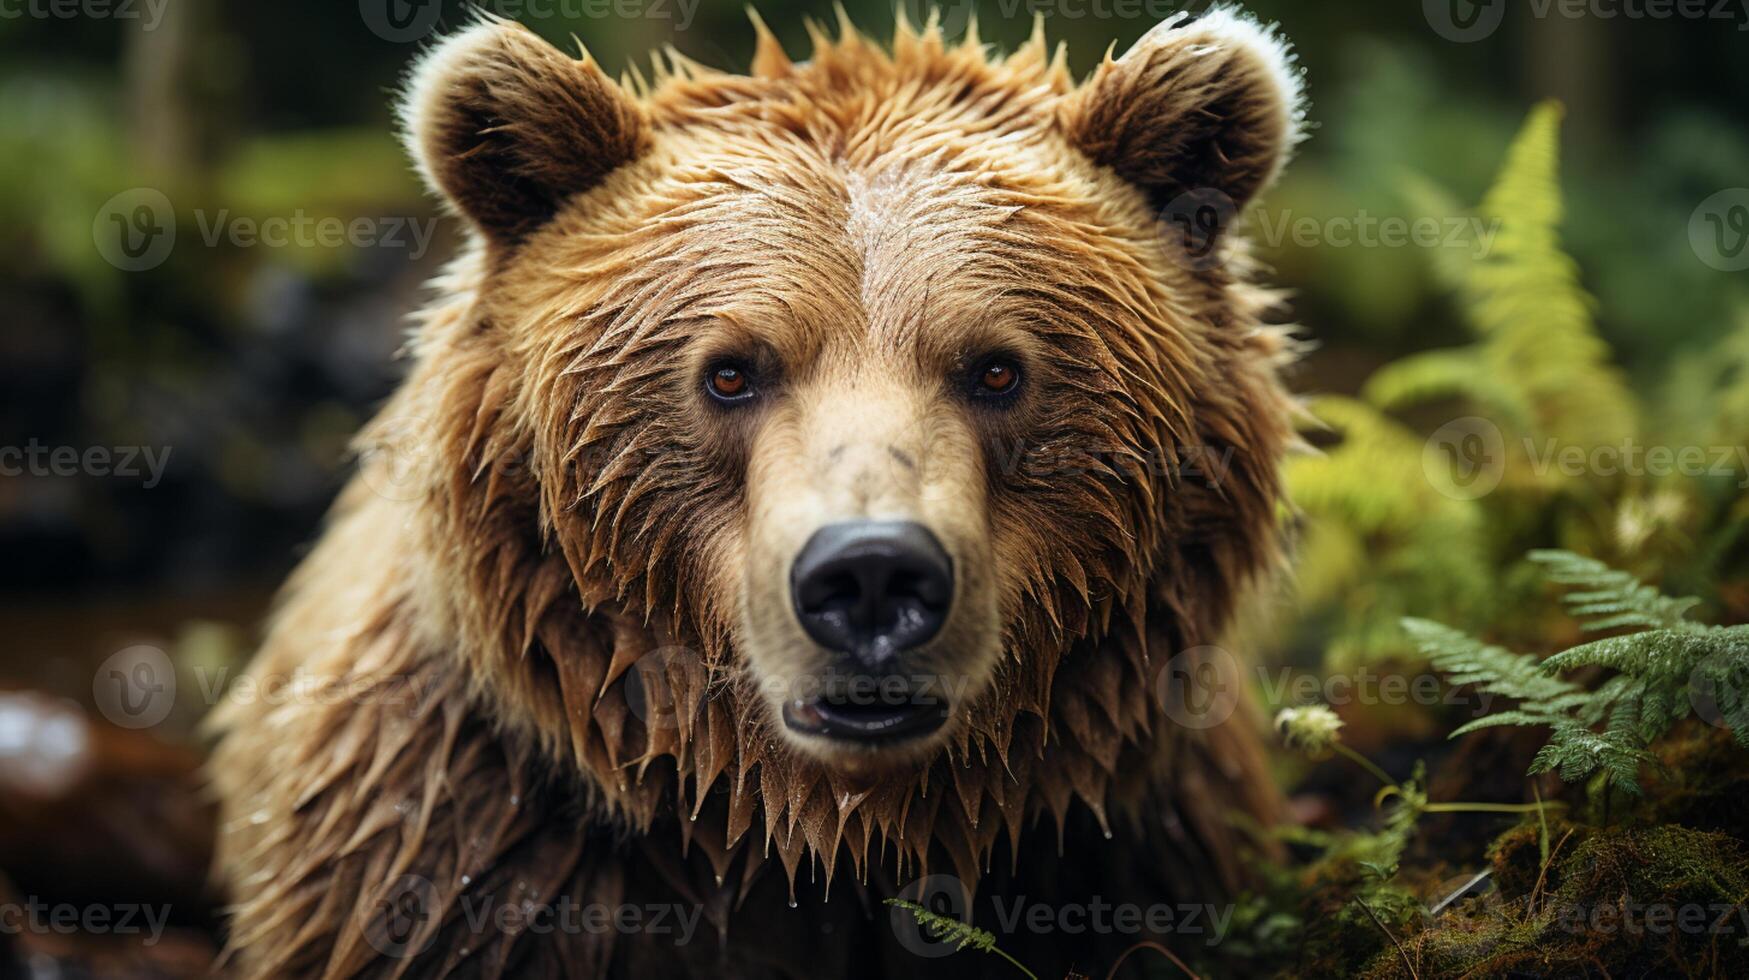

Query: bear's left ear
[1061,8,1305,217]
[400,19,649,246]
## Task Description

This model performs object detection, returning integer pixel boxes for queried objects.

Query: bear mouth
[781,686,950,744]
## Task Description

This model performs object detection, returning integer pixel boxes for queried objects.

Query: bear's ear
[400,19,649,245]
[1061,8,1304,218]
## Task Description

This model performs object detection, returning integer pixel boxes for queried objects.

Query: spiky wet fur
[210,9,1305,978]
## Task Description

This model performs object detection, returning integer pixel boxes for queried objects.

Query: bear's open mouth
[781,687,949,743]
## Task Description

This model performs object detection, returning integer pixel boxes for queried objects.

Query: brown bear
[209,7,1305,978]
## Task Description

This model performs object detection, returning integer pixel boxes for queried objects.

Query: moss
[1360,826,1749,979]
[1641,723,1749,833]
[1484,818,1567,900]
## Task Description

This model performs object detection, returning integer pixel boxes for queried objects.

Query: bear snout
[789,520,954,667]
[781,520,958,746]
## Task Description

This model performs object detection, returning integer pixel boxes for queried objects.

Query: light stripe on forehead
[842,162,1000,350]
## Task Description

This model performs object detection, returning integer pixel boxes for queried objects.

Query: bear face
[387,8,1301,819]
[208,19,1309,972]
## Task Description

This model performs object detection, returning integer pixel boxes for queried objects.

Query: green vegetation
[1223,100,1749,980]
[1408,551,1749,798]
[884,899,1040,979]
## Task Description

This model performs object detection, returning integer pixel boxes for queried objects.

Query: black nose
[790,521,953,669]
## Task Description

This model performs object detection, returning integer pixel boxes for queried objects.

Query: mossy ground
[1209,725,1749,979]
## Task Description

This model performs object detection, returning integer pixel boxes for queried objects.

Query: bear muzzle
[782,520,955,744]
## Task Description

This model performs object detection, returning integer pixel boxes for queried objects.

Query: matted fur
[210,8,1306,977]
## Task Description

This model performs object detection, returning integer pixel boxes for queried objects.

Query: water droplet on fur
[1103,829,1114,840]
[788,899,797,909]
[508,794,520,806]
[460,875,472,886]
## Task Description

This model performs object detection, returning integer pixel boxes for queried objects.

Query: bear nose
[790,521,953,670]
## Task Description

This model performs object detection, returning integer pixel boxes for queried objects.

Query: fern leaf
[1431,550,1747,795]
[1530,724,1654,795]
[1369,102,1638,453]
[1402,618,1582,707]
[1450,710,1571,737]
[1362,348,1536,432]
[1529,550,1703,631]
[885,900,995,954]
[1542,627,1748,675]
[883,900,1039,980]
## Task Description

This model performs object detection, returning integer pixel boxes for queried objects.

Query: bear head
[376,7,1303,882]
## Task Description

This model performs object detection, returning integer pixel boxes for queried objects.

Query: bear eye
[706,363,755,403]
[968,356,1022,402]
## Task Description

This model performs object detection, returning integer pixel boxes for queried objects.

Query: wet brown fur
[210,8,1305,977]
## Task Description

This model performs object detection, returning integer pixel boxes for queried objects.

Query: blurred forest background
[1,0,1746,975]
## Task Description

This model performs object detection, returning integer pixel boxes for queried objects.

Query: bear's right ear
[1059,8,1305,221]
[401,20,649,246]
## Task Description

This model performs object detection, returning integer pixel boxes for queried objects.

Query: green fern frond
[884,899,995,954]
[1402,618,1582,710]
[1450,709,1581,737]
[1422,550,1749,795]
[1365,102,1637,455]
[1285,401,1492,666]
[1351,764,1429,884]
[1530,724,1656,795]
[1529,549,1703,631]
[1541,626,1748,674]
[1361,347,1534,431]
[883,900,1039,980]
[1289,398,1464,535]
